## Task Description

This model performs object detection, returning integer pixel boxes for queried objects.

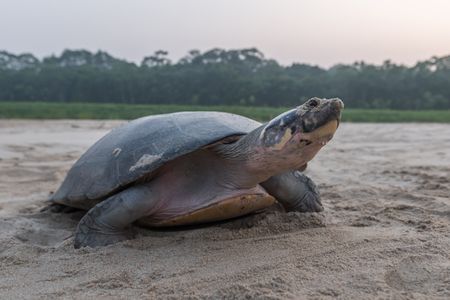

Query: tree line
[0,48,449,109]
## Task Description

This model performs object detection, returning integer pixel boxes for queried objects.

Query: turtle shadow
[140,210,270,233]
[137,204,326,240]
[34,202,326,246]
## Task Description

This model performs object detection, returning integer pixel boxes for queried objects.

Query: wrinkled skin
[215,97,343,184]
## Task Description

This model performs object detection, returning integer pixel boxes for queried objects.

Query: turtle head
[214,97,343,184]
[258,97,343,169]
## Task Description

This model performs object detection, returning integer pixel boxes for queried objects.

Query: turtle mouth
[298,119,339,147]
[300,139,313,146]
[299,136,330,147]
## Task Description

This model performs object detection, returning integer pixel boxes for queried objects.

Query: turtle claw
[289,190,323,212]
[286,172,323,213]
[74,213,135,248]
[41,203,81,213]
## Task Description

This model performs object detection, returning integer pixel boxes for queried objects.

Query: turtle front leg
[261,171,323,212]
[74,184,156,248]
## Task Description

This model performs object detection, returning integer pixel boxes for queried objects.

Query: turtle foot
[74,213,136,249]
[287,172,323,213]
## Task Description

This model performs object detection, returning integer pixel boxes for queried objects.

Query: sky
[1,0,450,67]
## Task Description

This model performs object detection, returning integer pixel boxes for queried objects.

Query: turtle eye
[307,98,319,108]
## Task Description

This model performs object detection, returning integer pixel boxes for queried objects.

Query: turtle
[51,97,343,248]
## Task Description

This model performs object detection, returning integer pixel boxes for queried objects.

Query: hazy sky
[1,0,450,67]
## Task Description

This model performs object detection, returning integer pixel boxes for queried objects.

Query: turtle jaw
[297,119,339,148]
[290,97,342,149]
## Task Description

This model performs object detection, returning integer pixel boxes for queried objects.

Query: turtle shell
[51,112,261,208]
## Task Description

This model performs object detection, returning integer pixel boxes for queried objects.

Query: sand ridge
[0,120,449,299]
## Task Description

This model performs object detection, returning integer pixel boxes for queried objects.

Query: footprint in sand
[10,213,76,247]
[384,255,450,296]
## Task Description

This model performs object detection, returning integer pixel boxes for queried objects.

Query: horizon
[1,0,450,68]
[2,47,449,69]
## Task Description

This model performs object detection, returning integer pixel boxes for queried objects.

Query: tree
[0,48,449,109]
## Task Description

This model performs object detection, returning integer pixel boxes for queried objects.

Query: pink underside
[148,184,268,223]
[139,131,329,224]
[138,148,269,224]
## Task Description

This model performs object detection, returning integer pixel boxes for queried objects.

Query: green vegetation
[340,109,450,123]
[1,102,449,122]
[0,48,449,110]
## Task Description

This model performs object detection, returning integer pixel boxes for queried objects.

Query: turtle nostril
[332,98,344,110]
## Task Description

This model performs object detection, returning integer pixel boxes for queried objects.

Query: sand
[0,120,449,299]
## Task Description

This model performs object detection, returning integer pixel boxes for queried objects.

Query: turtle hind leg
[74,209,136,248]
[261,170,322,213]
[74,184,156,248]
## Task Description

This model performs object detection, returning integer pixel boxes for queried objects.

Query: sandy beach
[0,120,449,299]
